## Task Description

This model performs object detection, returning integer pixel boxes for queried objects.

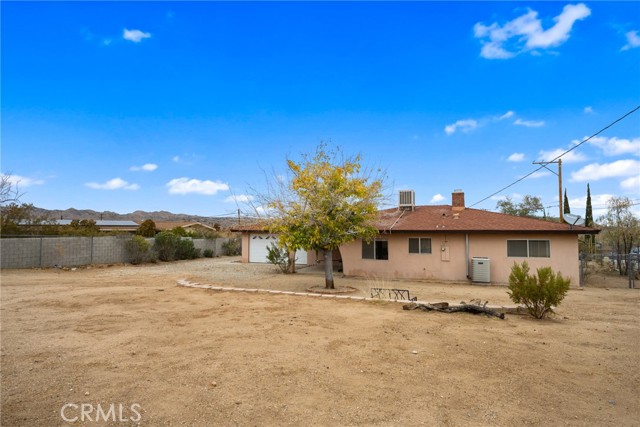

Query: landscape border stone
[176,278,524,312]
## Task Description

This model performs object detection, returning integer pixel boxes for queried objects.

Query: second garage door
[248,234,307,264]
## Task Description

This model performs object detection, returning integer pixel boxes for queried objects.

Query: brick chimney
[452,189,465,212]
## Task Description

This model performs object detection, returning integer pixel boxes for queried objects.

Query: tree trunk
[324,249,334,289]
[289,250,296,274]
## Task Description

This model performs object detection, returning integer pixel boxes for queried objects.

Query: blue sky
[2,1,639,219]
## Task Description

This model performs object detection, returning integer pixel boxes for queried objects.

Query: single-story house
[232,190,599,286]
[154,221,219,234]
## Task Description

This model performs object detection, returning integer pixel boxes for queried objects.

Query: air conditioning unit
[471,257,490,284]
[399,190,415,211]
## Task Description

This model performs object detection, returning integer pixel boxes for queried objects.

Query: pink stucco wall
[240,233,250,263]
[340,232,581,286]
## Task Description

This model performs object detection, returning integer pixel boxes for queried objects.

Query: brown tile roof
[376,205,599,234]
[230,205,600,235]
[154,221,217,231]
[229,220,269,232]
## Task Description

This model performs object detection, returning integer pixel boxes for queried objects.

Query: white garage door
[248,234,307,264]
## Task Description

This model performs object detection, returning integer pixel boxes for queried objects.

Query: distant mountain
[30,206,244,230]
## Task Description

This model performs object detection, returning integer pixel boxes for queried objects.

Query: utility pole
[533,159,563,223]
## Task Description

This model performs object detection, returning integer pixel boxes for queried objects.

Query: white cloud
[172,156,180,163]
[583,106,594,114]
[514,118,545,128]
[538,148,587,163]
[621,30,640,51]
[571,159,640,182]
[444,119,478,135]
[568,193,615,218]
[167,177,229,195]
[5,174,45,188]
[445,111,529,135]
[85,177,139,190]
[498,111,515,120]
[526,4,591,49]
[474,3,591,59]
[225,194,255,203]
[526,171,552,179]
[586,136,640,157]
[123,29,151,43]
[507,153,525,162]
[621,175,640,191]
[130,163,158,172]
[430,194,445,203]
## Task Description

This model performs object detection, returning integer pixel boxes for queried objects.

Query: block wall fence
[0,236,231,269]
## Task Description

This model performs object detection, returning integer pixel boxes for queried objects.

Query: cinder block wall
[1,238,42,268]
[193,238,216,255]
[41,237,92,267]
[91,236,131,264]
[1,236,233,269]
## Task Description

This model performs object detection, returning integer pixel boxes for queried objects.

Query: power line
[546,199,640,210]
[468,105,640,209]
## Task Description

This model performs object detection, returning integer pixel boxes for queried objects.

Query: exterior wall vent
[399,190,415,211]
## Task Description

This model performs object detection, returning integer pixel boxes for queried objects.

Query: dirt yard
[1,257,638,426]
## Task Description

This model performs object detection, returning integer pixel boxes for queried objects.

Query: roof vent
[399,190,416,211]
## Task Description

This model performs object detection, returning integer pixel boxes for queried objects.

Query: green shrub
[175,238,199,260]
[266,243,293,274]
[153,231,180,261]
[203,249,214,258]
[125,236,152,265]
[221,238,241,256]
[171,226,188,237]
[507,261,571,319]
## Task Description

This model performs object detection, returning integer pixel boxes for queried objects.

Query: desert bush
[507,261,571,319]
[171,226,188,237]
[203,249,214,258]
[175,238,199,260]
[153,231,180,261]
[266,243,293,273]
[125,235,152,265]
[221,238,241,256]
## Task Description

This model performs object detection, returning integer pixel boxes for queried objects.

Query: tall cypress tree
[585,184,593,227]
[585,183,595,252]
[563,189,571,214]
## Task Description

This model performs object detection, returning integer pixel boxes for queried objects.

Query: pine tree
[563,189,571,214]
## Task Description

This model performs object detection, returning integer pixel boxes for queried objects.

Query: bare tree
[1,174,23,205]
[598,196,640,275]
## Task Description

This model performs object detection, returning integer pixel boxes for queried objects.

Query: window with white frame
[408,237,432,254]
[362,239,388,260]
[507,239,550,258]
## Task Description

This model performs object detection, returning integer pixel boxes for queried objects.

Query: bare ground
[1,257,638,427]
